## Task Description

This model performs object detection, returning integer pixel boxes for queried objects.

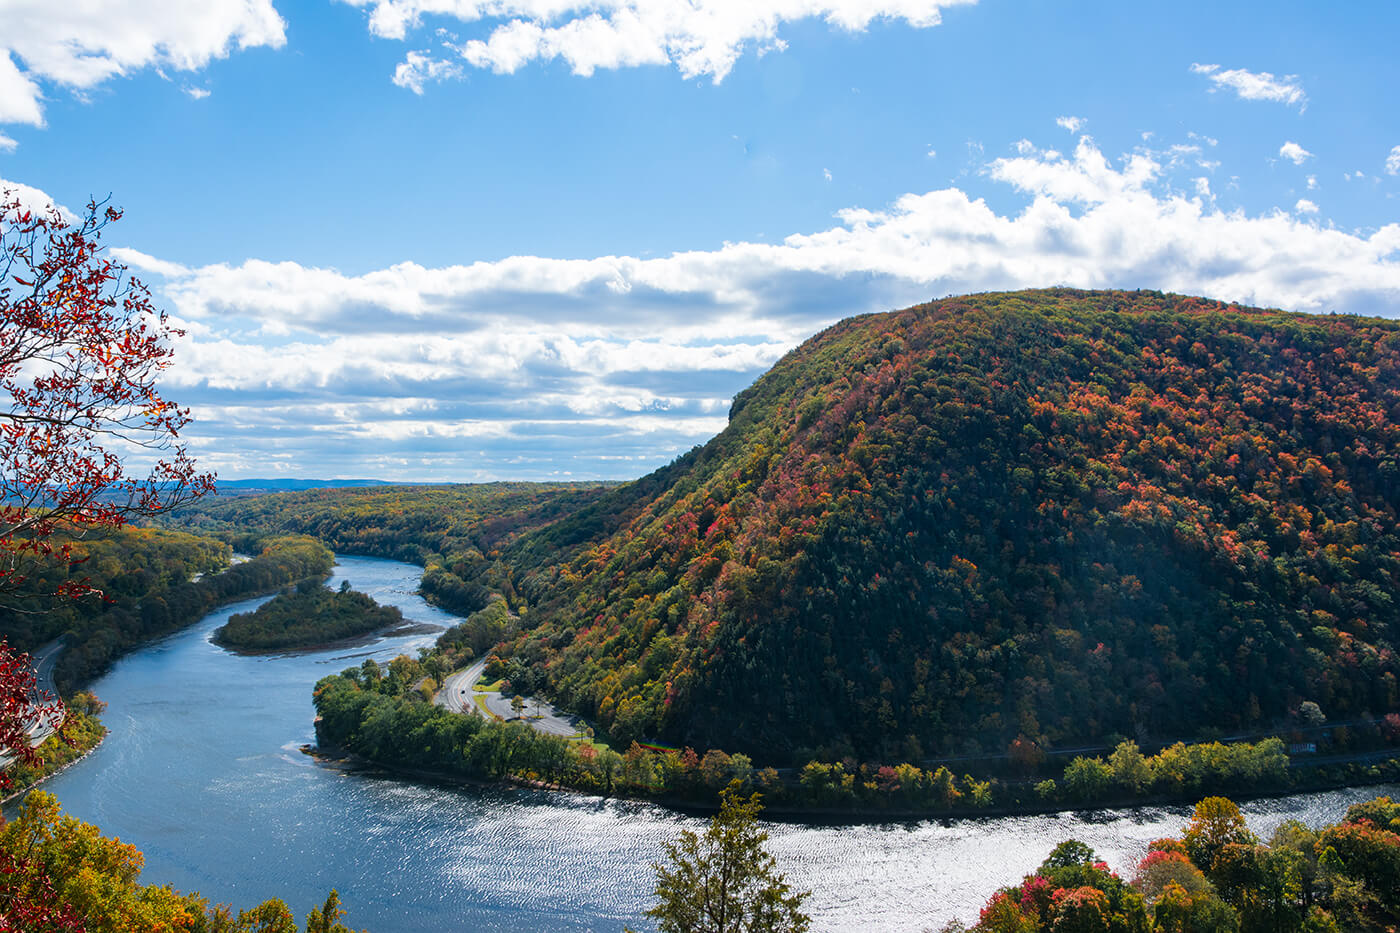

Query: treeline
[0,790,364,932]
[0,529,333,690]
[1,692,106,799]
[313,655,1374,814]
[950,794,1400,932]
[215,579,404,651]
[170,482,611,617]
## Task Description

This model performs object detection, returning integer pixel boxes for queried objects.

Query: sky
[1,0,1398,483]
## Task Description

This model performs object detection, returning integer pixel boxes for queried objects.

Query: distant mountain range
[215,478,398,494]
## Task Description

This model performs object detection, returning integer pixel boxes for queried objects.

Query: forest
[215,579,405,652]
[0,528,334,690]
[312,650,1392,815]
[950,794,1400,932]
[188,289,1400,766]
[173,482,611,618]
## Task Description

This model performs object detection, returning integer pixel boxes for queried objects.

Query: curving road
[434,658,584,738]
[0,638,67,769]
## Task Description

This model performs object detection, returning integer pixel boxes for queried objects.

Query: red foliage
[1,190,213,597]
[0,639,62,789]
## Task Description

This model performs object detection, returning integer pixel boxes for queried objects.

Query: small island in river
[214,578,405,651]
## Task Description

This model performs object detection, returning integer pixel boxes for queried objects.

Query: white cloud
[110,246,193,280]
[1056,115,1085,133]
[108,133,1400,480]
[393,49,464,93]
[0,174,71,218]
[1191,62,1306,108]
[339,0,978,84]
[823,168,832,182]
[184,86,211,100]
[0,131,15,152]
[1279,141,1312,165]
[146,137,1400,341]
[1388,145,1400,176]
[1306,174,1318,190]
[0,1,286,127]
[0,51,43,125]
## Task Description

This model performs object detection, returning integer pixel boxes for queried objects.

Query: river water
[25,555,1400,932]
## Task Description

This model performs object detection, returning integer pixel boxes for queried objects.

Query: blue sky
[2,0,1398,482]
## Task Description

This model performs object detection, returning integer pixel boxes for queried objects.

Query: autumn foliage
[1,189,213,598]
[497,289,1400,760]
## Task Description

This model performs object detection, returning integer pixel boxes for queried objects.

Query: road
[0,638,67,769]
[434,658,584,739]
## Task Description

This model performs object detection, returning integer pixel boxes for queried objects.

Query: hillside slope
[501,289,1400,762]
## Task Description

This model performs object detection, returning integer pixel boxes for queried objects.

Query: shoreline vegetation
[0,527,335,692]
[0,790,364,932]
[0,692,107,804]
[214,578,405,652]
[948,794,1400,932]
[312,652,1400,819]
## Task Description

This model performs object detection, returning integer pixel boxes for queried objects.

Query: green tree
[640,782,810,933]
[1183,797,1257,874]
[1108,740,1151,794]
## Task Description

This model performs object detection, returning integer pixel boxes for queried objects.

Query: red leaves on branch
[1,190,214,597]
[0,639,62,788]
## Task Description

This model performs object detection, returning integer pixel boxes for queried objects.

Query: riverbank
[313,730,1400,824]
[36,552,1400,933]
[2,693,107,804]
[316,665,1400,823]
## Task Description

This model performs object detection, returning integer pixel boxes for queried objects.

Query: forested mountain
[187,290,1400,766]
[496,289,1400,761]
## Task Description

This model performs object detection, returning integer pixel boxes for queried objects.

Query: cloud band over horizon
[16,131,1390,483]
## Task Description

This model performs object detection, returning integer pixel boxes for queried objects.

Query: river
[24,555,1400,932]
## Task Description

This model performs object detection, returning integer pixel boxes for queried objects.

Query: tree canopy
[1,189,213,599]
[641,783,809,933]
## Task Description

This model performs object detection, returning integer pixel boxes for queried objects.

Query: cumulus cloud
[0,1,286,129]
[0,131,15,153]
[393,49,464,93]
[1056,115,1085,133]
[1388,145,1400,176]
[108,133,1400,480]
[339,0,978,84]
[1279,141,1312,165]
[1191,62,1306,108]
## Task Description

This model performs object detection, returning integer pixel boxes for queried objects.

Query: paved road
[436,658,488,716]
[0,638,67,769]
[434,658,584,738]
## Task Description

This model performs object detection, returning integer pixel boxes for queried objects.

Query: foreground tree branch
[1,189,215,598]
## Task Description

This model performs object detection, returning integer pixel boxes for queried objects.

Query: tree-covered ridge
[216,580,405,652]
[175,482,612,617]
[0,529,334,690]
[498,289,1400,762]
